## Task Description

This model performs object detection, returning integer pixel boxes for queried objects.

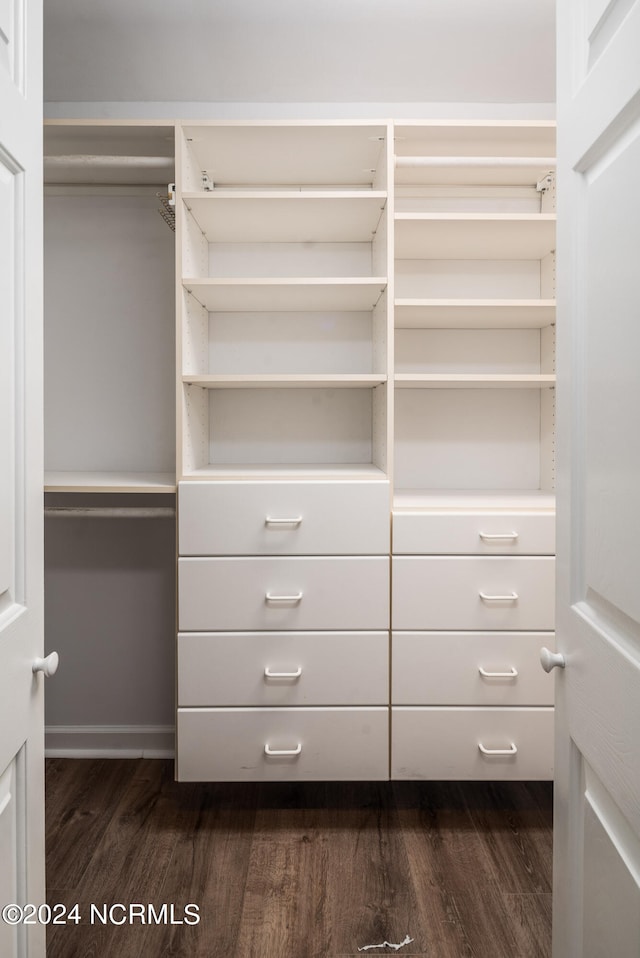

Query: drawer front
[392,511,555,555]
[177,707,389,781]
[392,556,555,631]
[392,632,554,706]
[179,631,388,707]
[391,707,554,780]
[179,556,389,631]
[179,480,390,556]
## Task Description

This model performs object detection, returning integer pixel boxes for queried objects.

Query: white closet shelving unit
[44,121,177,495]
[44,117,557,781]
[391,120,556,780]
[176,122,393,781]
[177,122,391,481]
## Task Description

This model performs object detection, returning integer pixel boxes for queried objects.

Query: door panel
[0,1,44,955]
[581,759,640,958]
[555,1,640,955]
[0,751,25,958]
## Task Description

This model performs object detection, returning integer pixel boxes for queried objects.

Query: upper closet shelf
[394,299,556,328]
[395,213,556,260]
[183,193,387,243]
[183,374,387,389]
[184,278,387,312]
[394,374,555,388]
[394,156,555,187]
[183,462,389,481]
[181,123,387,187]
[44,471,176,494]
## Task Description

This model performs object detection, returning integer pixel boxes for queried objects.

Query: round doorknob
[32,652,60,677]
[540,647,565,673]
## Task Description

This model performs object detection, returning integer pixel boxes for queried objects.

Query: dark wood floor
[45,759,553,958]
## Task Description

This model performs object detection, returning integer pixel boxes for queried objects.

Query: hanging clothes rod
[44,154,174,170]
[395,155,556,168]
[44,506,175,519]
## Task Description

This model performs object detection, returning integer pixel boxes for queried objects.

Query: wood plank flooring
[45,759,553,958]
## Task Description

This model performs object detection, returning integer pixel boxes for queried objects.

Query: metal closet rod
[44,154,174,168]
[44,506,175,519]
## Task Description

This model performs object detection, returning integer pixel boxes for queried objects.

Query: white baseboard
[45,725,175,759]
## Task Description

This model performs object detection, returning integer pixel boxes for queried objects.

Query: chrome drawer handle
[479,591,518,602]
[265,591,303,603]
[478,666,518,678]
[478,742,518,756]
[479,531,518,541]
[264,743,302,757]
[264,666,303,679]
[265,516,303,526]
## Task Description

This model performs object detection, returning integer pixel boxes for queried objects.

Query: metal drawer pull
[478,666,518,678]
[479,531,518,541]
[264,743,302,757]
[479,591,518,602]
[265,516,303,526]
[265,591,303,603]
[264,666,303,679]
[478,742,518,756]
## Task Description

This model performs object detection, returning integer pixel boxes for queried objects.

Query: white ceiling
[43,0,556,105]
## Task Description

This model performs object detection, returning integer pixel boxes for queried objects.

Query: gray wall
[44,499,176,755]
[44,0,556,115]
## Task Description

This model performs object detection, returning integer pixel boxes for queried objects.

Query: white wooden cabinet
[391,121,556,780]
[175,122,392,781]
[44,119,556,782]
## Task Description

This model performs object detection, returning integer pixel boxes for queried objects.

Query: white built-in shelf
[183,193,387,243]
[392,488,556,512]
[44,471,176,494]
[394,299,556,328]
[181,123,387,187]
[394,374,555,388]
[394,156,555,188]
[394,121,556,158]
[183,278,387,312]
[182,463,389,481]
[395,213,556,260]
[183,374,387,389]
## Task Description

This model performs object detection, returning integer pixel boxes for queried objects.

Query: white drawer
[392,511,555,555]
[391,707,554,780]
[179,480,390,556]
[392,556,555,631]
[179,556,389,631]
[392,632,554,706]
[177,707,389,781]
[178,631,388,707]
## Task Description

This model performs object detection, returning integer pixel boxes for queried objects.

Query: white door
[0,1,46,956]
[554,1,640,955]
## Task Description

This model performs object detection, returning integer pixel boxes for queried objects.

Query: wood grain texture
[45,761,552,958]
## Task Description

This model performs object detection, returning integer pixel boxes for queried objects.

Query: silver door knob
[32,651,60,677]
[540,647,565,673]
